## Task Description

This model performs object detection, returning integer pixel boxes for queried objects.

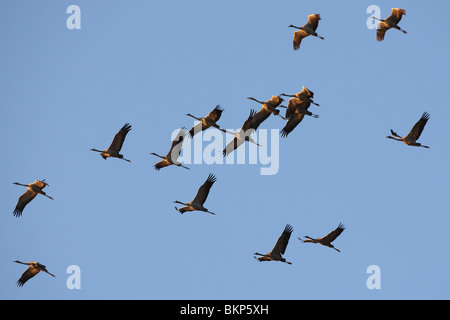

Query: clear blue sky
[1,0,449,300]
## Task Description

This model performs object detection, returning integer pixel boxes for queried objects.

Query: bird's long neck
[174,200,188,206]
[150,153,164,159]
[14,260,29,265]
[371,17,383,22]
[248,97,263,104]
[253,252,267,257]
[90,148,103,153]
[13,182,28,187]
[186,114,202,121]
[289,25,301,30]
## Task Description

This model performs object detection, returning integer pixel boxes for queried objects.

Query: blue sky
[1,0,449,300]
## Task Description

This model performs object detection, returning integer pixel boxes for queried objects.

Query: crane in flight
[386,112,430,148]
[91,123,132,162]
[12,179,54,217]
[186,105,227,137]
[14,260,55,287]
[299,223,345,252]
[223,109,261,156]
[372,8,407,41]
[254,224,294,264]
[150,128,190,170]
[289,14,324,50]
[174,173,217,215]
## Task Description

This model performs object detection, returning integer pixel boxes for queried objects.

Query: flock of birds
[11,8,431,287]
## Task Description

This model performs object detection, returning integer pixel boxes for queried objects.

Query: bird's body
[289,14,324,50]
[299,223,345,252]
[386,112,430,148]
[281,86,319,108]
[187,105,226,137]
[151,128,190,170]
[14,260,55,287]
[372,8,407,41]
[247,96,285,130]
[223,109,260,156]
[254,224,294,264]
[174,173,217,215]
[91,123,132,162]
[281,98,319,138]
[13,179,54,217]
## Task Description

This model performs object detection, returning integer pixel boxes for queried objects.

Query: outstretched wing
[191,173,217,206]
[223,136,245,156]
[285,98,302,119]
[223,109,256,156]
[320,223,345,244]
[188,122,205,137]
[242,109,257,131]
[385,8,406,25]
[108,123,132,152]
[153,159,172,170]
[293,30,308,50]
[271,224,293,255]
[205,105,224,123]
[168,128,188,161]
[17,267,40,287]
[376,22,390,41]
[301,86,314,98]
[250,108,271,130]
[407,112,430,141]
[13,189,37,217]
[281,112,305,138]
[304,14,321,31]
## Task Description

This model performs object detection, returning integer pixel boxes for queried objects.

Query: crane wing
[13,189,37,217]
[153,159,172,170]
[293,30,308,50]
[167,128,188,161]
[205,105,224,123]
[320,223,345,244]
[242,109,257,131]
[304,14,321,31]
[301,86,314,98]
[376,22,390,41]
[223,109,256,156]
[188,122,205,137]
[223,136,245,156]
[407,112,430,141]
[17,266,40,287]
[285,98,301,119]
[250,108,271,130]
[271,224,293,255]
[281,112,305,138]
[108,123,132,152]
[191,173,217,205]
[385,8,406,25]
